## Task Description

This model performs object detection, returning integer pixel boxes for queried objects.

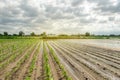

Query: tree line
[0,31,90,36]
[0,31,34,36]
[0,31,48,39]
[0,31,119,39]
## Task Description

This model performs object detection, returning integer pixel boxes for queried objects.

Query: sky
[0,0,120,35]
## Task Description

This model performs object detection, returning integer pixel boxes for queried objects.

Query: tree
[0,34,2,36]
[109,34,115,37]
[19,31,25,36]
[4,32,8,36]
[30,32,35,36]
[13,34,18,36]
[85,32,90,36]
[43,32,46,36]
[40,32,46,36]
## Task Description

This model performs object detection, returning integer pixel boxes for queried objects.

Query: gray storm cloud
[0,0,120,35]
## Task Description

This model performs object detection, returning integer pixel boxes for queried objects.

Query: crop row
[50,40,120,80]
[24,43,41,80]
[4,41,40,80]
[47,42,72,80]
[0,40,38,70]
[58,41,120,72]
[43,43,53,80]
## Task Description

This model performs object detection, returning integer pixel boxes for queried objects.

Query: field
[0,39,120,80]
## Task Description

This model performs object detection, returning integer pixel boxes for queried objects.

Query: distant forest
[0,31,120,39]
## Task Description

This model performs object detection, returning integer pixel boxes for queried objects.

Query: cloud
[19,0,39,17]
[71,0,84,6]
[90,0,120,13]
[109,17,115,21]
[0,0,120,35]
